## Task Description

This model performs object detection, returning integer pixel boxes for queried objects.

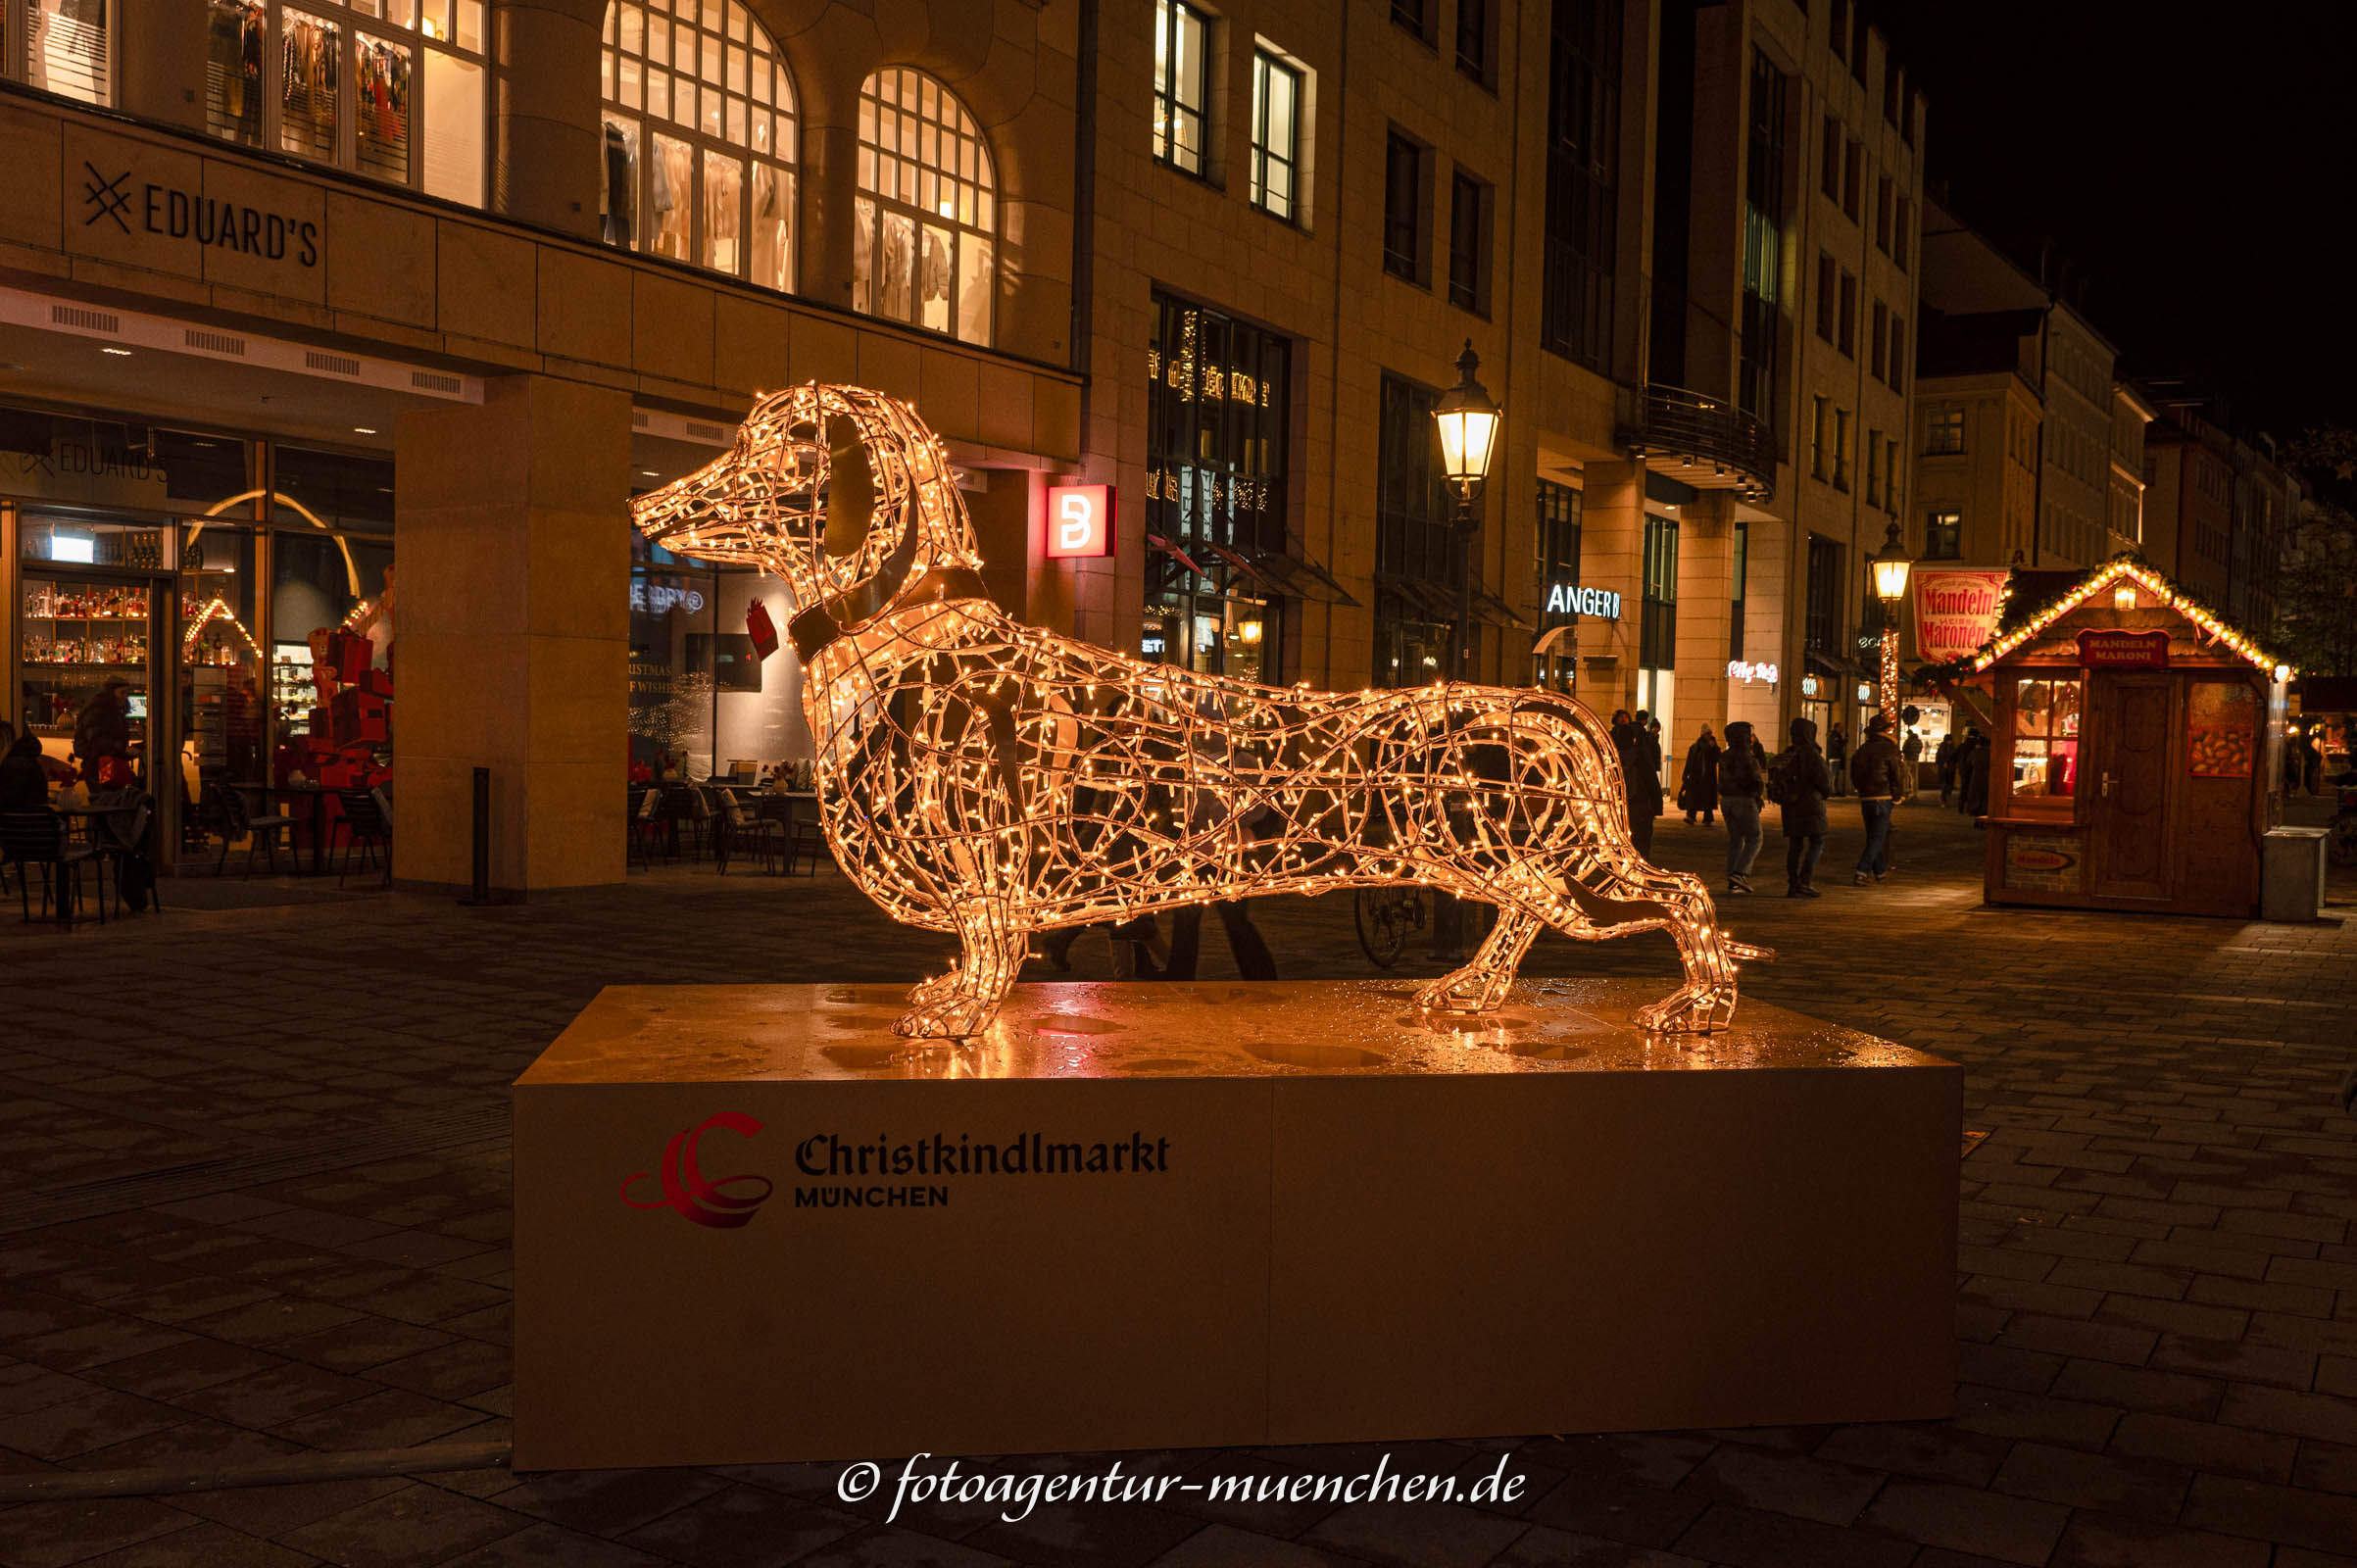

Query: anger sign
[1046,484,1114,559]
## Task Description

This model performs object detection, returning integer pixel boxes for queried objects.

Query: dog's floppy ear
[821,412,875,561]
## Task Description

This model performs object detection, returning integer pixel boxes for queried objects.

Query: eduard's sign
[82,161,320,267]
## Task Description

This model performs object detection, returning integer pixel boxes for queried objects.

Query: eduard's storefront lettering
[81,161,319,266]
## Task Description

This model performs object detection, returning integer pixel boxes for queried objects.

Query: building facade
[0,0,1923,894]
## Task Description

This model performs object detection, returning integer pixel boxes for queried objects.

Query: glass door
[179,522,265,858]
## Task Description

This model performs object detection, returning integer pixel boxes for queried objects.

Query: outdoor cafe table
[260,784,338,875]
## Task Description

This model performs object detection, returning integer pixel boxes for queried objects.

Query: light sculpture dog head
[631,384,983,637]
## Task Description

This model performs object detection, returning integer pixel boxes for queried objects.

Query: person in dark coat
[1617,709,1665,857]
[1717,720,1766,894]
[73,678,134,788]
[1848,713,1910,886]
[1826,721,1850,798]
[1960,728,1993,816]
[1679,725,1722,826]
[0,731,49,810]
[1935,732,1958,806]
[1774,715,1834,897]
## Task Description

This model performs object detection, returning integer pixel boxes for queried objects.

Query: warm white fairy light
[182,596,258,662]
[631,383,1767,1040]
[1971,556,2285,675]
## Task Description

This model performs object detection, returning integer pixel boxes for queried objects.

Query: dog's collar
[789,566,993,662]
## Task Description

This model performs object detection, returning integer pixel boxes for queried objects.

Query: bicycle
[1352,885,1498,968]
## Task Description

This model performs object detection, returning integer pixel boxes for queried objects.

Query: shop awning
[1373,571,1460,623]
[1245,546,1361,608]
[1145,532,1212,582]
[1196,539,1284,597]
[1471,585,1533,630]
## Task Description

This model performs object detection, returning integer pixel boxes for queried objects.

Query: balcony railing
[1621,384,1778,500]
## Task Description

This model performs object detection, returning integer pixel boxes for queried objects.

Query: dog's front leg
[896,899,1027,1040]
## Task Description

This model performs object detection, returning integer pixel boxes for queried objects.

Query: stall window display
[600,0,797,292]
[206,0,485,205]
[5,0,111,106]
[2010,674,2081,808]
[854,67,995,345]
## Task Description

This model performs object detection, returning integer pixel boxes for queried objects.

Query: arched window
[855,68,994,346]
[3,0,112,106]
[202,0,489,205]
[600,0,797,293]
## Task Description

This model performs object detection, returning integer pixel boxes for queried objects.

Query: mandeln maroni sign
[1912,568,2009,663]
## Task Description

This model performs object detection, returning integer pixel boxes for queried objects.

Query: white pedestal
[513,980,1960,1470]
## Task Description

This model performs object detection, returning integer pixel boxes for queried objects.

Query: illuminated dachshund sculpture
[632,384,1765,1039]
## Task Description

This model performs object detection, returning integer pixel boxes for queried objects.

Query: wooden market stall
[1974,558,2288,917]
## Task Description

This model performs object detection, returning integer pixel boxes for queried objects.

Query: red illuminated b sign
[1046,484,1113,559]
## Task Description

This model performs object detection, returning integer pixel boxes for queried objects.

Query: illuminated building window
[198,0,485,203]
[600,0,797,289]
[2009,675,2081,811]
[1925,510,1961,560]
[8,0,110,105]
[1153,0,1208,176]
[1145,293,1289,680]
[1250,48,1304,222]
[854,67,995,345]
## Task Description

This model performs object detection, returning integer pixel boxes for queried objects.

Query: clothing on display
[354,33,412,180]
[603,120,636,246]
[279,10,341,160]
[25,0,111,105]
[206,0,265,145]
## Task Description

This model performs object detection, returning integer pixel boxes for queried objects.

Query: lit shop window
[204,0,486,206]
[3,0,110,105]
[600,0,797,292]
[1250,49,1304,222]
[2010,675,2081,811]
[854,68,995,346]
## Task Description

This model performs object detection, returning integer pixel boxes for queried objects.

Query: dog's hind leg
[1551,858,1741,1034]
[896,898,1027,1039]
[1414,905,1544,1014]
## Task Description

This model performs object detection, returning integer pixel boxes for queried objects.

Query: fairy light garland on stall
[626,383,1769,1041]
[1970,556,2287,676]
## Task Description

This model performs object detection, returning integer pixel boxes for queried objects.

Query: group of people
[1618,710,1967,899]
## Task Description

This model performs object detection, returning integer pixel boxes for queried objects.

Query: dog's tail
[1726,938,1774,963]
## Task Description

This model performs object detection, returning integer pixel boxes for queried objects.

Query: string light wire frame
[631,384,1768,1039]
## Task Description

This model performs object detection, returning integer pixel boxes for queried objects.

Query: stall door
[2090,673,2173,901]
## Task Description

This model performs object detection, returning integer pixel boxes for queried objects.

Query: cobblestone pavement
[2,799,2354,1567]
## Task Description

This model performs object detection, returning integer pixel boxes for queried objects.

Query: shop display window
[2011,675,2081,809]
[601,0,797,291]
[212,0,485,203]
[4,0,111,106]
[854,67,995,345]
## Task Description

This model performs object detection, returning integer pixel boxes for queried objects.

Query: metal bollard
[460,766,492,905]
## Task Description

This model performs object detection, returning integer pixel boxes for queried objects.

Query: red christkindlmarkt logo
[621,1112,775,1229]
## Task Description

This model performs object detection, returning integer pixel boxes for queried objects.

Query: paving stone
[1855,1479,2069,1566]
[1479,1525,1703,1567]
[1810,1423,2007,1488]
[1296,1501,1525,1568]
[1989,1438,2188,1521]
[2045,1357,2223,1420]
[2045,1511,2271,1568]
[1518,1472,1706,1551]
[1669,1500,1917,1568]
[64,1518,319,1567]
[0,1497,198,1568]
[2216,1381,2357,1446]
[1673,1445,1882,1527]
[2181,1471,2357,1554]
[2295,1438,2357,1498]
[615,1484,872,1568]
[1990,1312,2157,1366]
[278,1482,531,1568]
[435,1521,675,1567]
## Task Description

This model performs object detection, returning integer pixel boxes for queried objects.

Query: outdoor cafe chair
[209,782,296,878]
[714,789,784,874]
[331,788,393,888]
[0,808,105,928]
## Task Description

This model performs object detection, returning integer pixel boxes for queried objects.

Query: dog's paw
[1634,982,1737,1035]
[1414,968,1511,1016]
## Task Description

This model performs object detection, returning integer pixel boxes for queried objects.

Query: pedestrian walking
[1717,720,1766,894]
[1679,724,1722,826]
[1767,716,1833,898]
[1848,713,1910,886]
[1616,709,1665,858]
[1960,728,1992,817]
[1827,721,1849,798]
[1902,725,1924,793]
[1935,732,1957,806]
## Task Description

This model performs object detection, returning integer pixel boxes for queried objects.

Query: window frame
[8,0,114,106]
[599,0,799,289]
[1926,407,1963,455]
[852,66,997,346]
[1925,509,1961,560]
[203,0,490,205]
[1447,168,1491,316]
[1249,46,1305,223]
[1453,0,1491,85]
[1838,269,1857,357]
[1381,128,1428,284]
[1833,407,1852,492]
[1152,0,1211,178]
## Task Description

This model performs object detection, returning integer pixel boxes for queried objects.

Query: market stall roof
[1971,556,2285,676]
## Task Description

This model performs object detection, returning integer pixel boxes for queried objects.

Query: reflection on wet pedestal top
[521,980,1936,1086]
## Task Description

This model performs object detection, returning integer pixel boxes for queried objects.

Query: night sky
[1886,1,2354,437]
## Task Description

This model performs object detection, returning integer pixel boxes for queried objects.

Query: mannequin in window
[604,122,634,246]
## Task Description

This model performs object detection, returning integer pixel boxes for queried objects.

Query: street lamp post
[1870,520,1914,735]
[1433,341,1501,684]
